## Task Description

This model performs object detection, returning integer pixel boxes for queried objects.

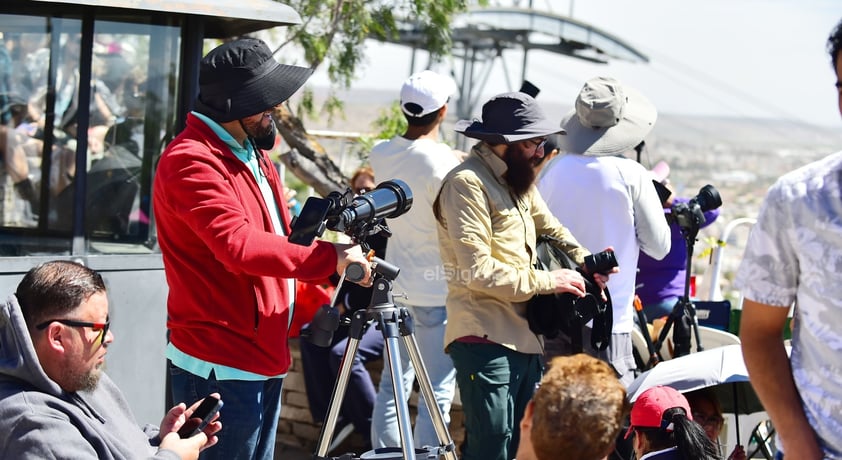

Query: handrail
[706,217,757,301]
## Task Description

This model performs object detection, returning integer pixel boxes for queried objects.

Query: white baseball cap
[400,70,457,118]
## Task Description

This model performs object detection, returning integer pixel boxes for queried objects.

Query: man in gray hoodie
[0,260,220,459]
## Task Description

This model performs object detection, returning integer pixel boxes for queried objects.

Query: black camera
[670,184,722,231]
[584,250,618,275]
[289,180,413,247]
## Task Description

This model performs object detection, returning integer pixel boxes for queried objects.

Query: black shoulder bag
[527,235,613,353]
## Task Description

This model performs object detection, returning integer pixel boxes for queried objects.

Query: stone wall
[277,338,465,455]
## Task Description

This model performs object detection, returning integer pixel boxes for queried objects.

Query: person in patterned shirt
[735,17,842,460]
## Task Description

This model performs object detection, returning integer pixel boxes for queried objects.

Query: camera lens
[584,250,618,275]
[694,184,722,211]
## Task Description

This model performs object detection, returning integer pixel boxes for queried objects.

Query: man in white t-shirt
[537,76,670,386]
[368,70,461,449]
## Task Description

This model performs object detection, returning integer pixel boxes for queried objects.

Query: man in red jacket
[153,38,370,460]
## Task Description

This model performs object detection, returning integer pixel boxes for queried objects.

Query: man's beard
[60,356,103,392]
[503,144,538,197]
[242,115,274,139]
[239,115,277,150]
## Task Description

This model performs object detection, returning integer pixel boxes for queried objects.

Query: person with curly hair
[514,354,628,460]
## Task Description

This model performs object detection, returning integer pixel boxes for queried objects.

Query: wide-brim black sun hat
[195,38,313,122]
[455,92,564,144]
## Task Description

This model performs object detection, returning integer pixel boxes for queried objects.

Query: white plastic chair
[692,325,741,351]
[634,325,740,368]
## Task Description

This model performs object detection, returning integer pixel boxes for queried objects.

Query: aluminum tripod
[313,258,458,460]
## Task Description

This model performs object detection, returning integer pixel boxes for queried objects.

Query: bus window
[0,13,180,256]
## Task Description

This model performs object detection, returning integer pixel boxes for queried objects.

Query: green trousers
[448,341,542,460]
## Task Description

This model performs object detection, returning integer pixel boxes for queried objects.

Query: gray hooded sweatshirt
[0,295,179,459]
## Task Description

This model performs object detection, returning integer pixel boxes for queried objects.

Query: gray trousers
[543,329,636,387]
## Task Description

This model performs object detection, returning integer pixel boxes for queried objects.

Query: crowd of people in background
[1,30,147,232]
[1,14,842,460]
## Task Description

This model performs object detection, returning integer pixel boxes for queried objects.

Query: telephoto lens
[583,250,618,275]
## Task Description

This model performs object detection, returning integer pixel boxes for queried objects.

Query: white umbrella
[628,344,789,445]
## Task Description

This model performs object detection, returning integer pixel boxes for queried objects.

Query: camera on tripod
[651,184,724,360]
[289,179,413,247]
[669,184,722,232]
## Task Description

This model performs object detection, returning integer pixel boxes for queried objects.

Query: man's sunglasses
[528,138,548,151]
[36,317,110,345]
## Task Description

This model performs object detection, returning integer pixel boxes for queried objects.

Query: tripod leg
[401,332,458,460]
[314,336,363,458]
[687,301,704,352]
[633,296,659,368]
[379,313,417,460]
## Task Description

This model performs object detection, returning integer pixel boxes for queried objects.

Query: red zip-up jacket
[153,113,337,376]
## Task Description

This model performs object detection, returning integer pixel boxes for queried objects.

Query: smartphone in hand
[177,395,223,438]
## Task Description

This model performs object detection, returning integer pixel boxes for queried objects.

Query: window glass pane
[0,12,180,256]
[46,20,84,234]
[86,20,180,251]
[1,16,70,232]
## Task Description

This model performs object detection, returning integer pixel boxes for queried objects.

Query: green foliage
[277,0,471,119]
[353,100,407,160]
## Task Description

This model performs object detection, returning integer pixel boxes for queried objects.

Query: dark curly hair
[829,18,842,70]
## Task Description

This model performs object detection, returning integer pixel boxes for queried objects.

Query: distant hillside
[305,87,842,150]
[298,86,842,301]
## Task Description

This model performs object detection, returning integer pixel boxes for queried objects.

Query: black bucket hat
[454,92,564,144]
[195,38,313,122]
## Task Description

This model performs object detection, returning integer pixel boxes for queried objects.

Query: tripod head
[346,256,399,283]
[304,256,401,347]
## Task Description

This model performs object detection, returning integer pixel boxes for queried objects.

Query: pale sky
[309,0,841,128]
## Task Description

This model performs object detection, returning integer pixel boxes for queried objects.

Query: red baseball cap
[625,386,693,439]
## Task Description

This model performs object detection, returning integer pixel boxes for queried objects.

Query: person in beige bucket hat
[537,76,670,387]
[558,76,657,156]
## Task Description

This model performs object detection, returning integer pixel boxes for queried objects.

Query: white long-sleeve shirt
[369,136,460,306]
[537,154,670,333]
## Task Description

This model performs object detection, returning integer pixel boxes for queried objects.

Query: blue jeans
[168,364,283,460]
[371,305,456,449]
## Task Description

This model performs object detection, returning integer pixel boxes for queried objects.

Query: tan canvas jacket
[435,143,589,354]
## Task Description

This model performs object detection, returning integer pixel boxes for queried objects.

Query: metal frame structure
[378,7,649,129]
